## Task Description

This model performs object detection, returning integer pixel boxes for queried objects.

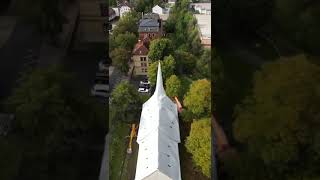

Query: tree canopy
[148,38,174,62]
[185,118,211,178]
[111,81,142,122]
[112,11,140,37]
[165,75,182,98]
[183,79,211,118]
[5,66,106,152]
[147,55,176,86]
[174,50,196,75]
[114,32,138,51]
[110,48,130,74]
[233,55,320,178]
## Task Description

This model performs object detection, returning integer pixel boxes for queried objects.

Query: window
[140,57,146,62]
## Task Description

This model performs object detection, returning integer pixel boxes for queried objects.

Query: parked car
[99,59,109,72]
[139,84,150,89]
[140,79,150,85]
[91,84,109,97]
[138,87,150,93]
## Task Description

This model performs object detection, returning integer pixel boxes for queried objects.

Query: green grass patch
[109,121,130,180]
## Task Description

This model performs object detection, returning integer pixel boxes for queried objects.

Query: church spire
[153,61,166,97]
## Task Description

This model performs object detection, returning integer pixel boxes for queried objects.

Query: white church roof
[135,62,181,180]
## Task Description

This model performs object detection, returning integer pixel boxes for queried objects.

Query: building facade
[132,40,151,75]
[138,13,163,40]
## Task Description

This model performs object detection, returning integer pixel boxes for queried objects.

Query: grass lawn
[109,121,130,180]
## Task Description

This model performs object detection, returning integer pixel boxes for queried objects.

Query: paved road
[0,21,42,102]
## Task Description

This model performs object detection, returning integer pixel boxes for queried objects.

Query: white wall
[152,5,163,15]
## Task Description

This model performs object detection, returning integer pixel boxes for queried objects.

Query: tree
[135,0,146,12]
[110,48,130,74]
[147,55,176,86]
[174,50,196,75]
[5,66,106,152]
[183,79,211,118]
[114,32,138,50]
[185,118,211,178]
[110,81,142,122]
[112,11,140,37]
[196,48,211,79]
[148,38,174,62]
[165,75,182,98]
[233,55,320,179]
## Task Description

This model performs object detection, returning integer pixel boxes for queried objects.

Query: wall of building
[139,32,161,40]
[132,55,150,75]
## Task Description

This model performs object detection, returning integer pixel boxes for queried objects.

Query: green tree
[110,48,130,74]
[135,0,146,12]
[148,38,174,62]
[165,75,182,98]
[196,48,211,79]
[183,79,211,118]
[185,118,211,178]
[174,50,196,75]
[111,81,142,122]
[112,11,140,36]
[147,55,176,86]
[5,66,106,152]
[114,32,138,50]
[233,55,320,178]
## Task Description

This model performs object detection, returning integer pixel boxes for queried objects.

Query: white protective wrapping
[135,63,181,180]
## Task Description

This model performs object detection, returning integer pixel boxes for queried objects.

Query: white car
[140,80,150,85]
[91,84,109,97]
[138,87,149,93]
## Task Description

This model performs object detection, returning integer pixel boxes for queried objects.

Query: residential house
[152,5,170,21]
[138,13,163,40]
[152,5,164,15]
[189,3,211,15]
[119,1,131,17]
[194,14,211,48]
[132,40,151,75]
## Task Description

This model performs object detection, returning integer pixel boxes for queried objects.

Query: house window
[140,57,146,61]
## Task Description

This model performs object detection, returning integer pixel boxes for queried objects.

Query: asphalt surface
[0,21,42,102]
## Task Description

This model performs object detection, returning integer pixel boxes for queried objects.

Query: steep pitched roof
[132,40,149,55]
[135,63,181,180]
